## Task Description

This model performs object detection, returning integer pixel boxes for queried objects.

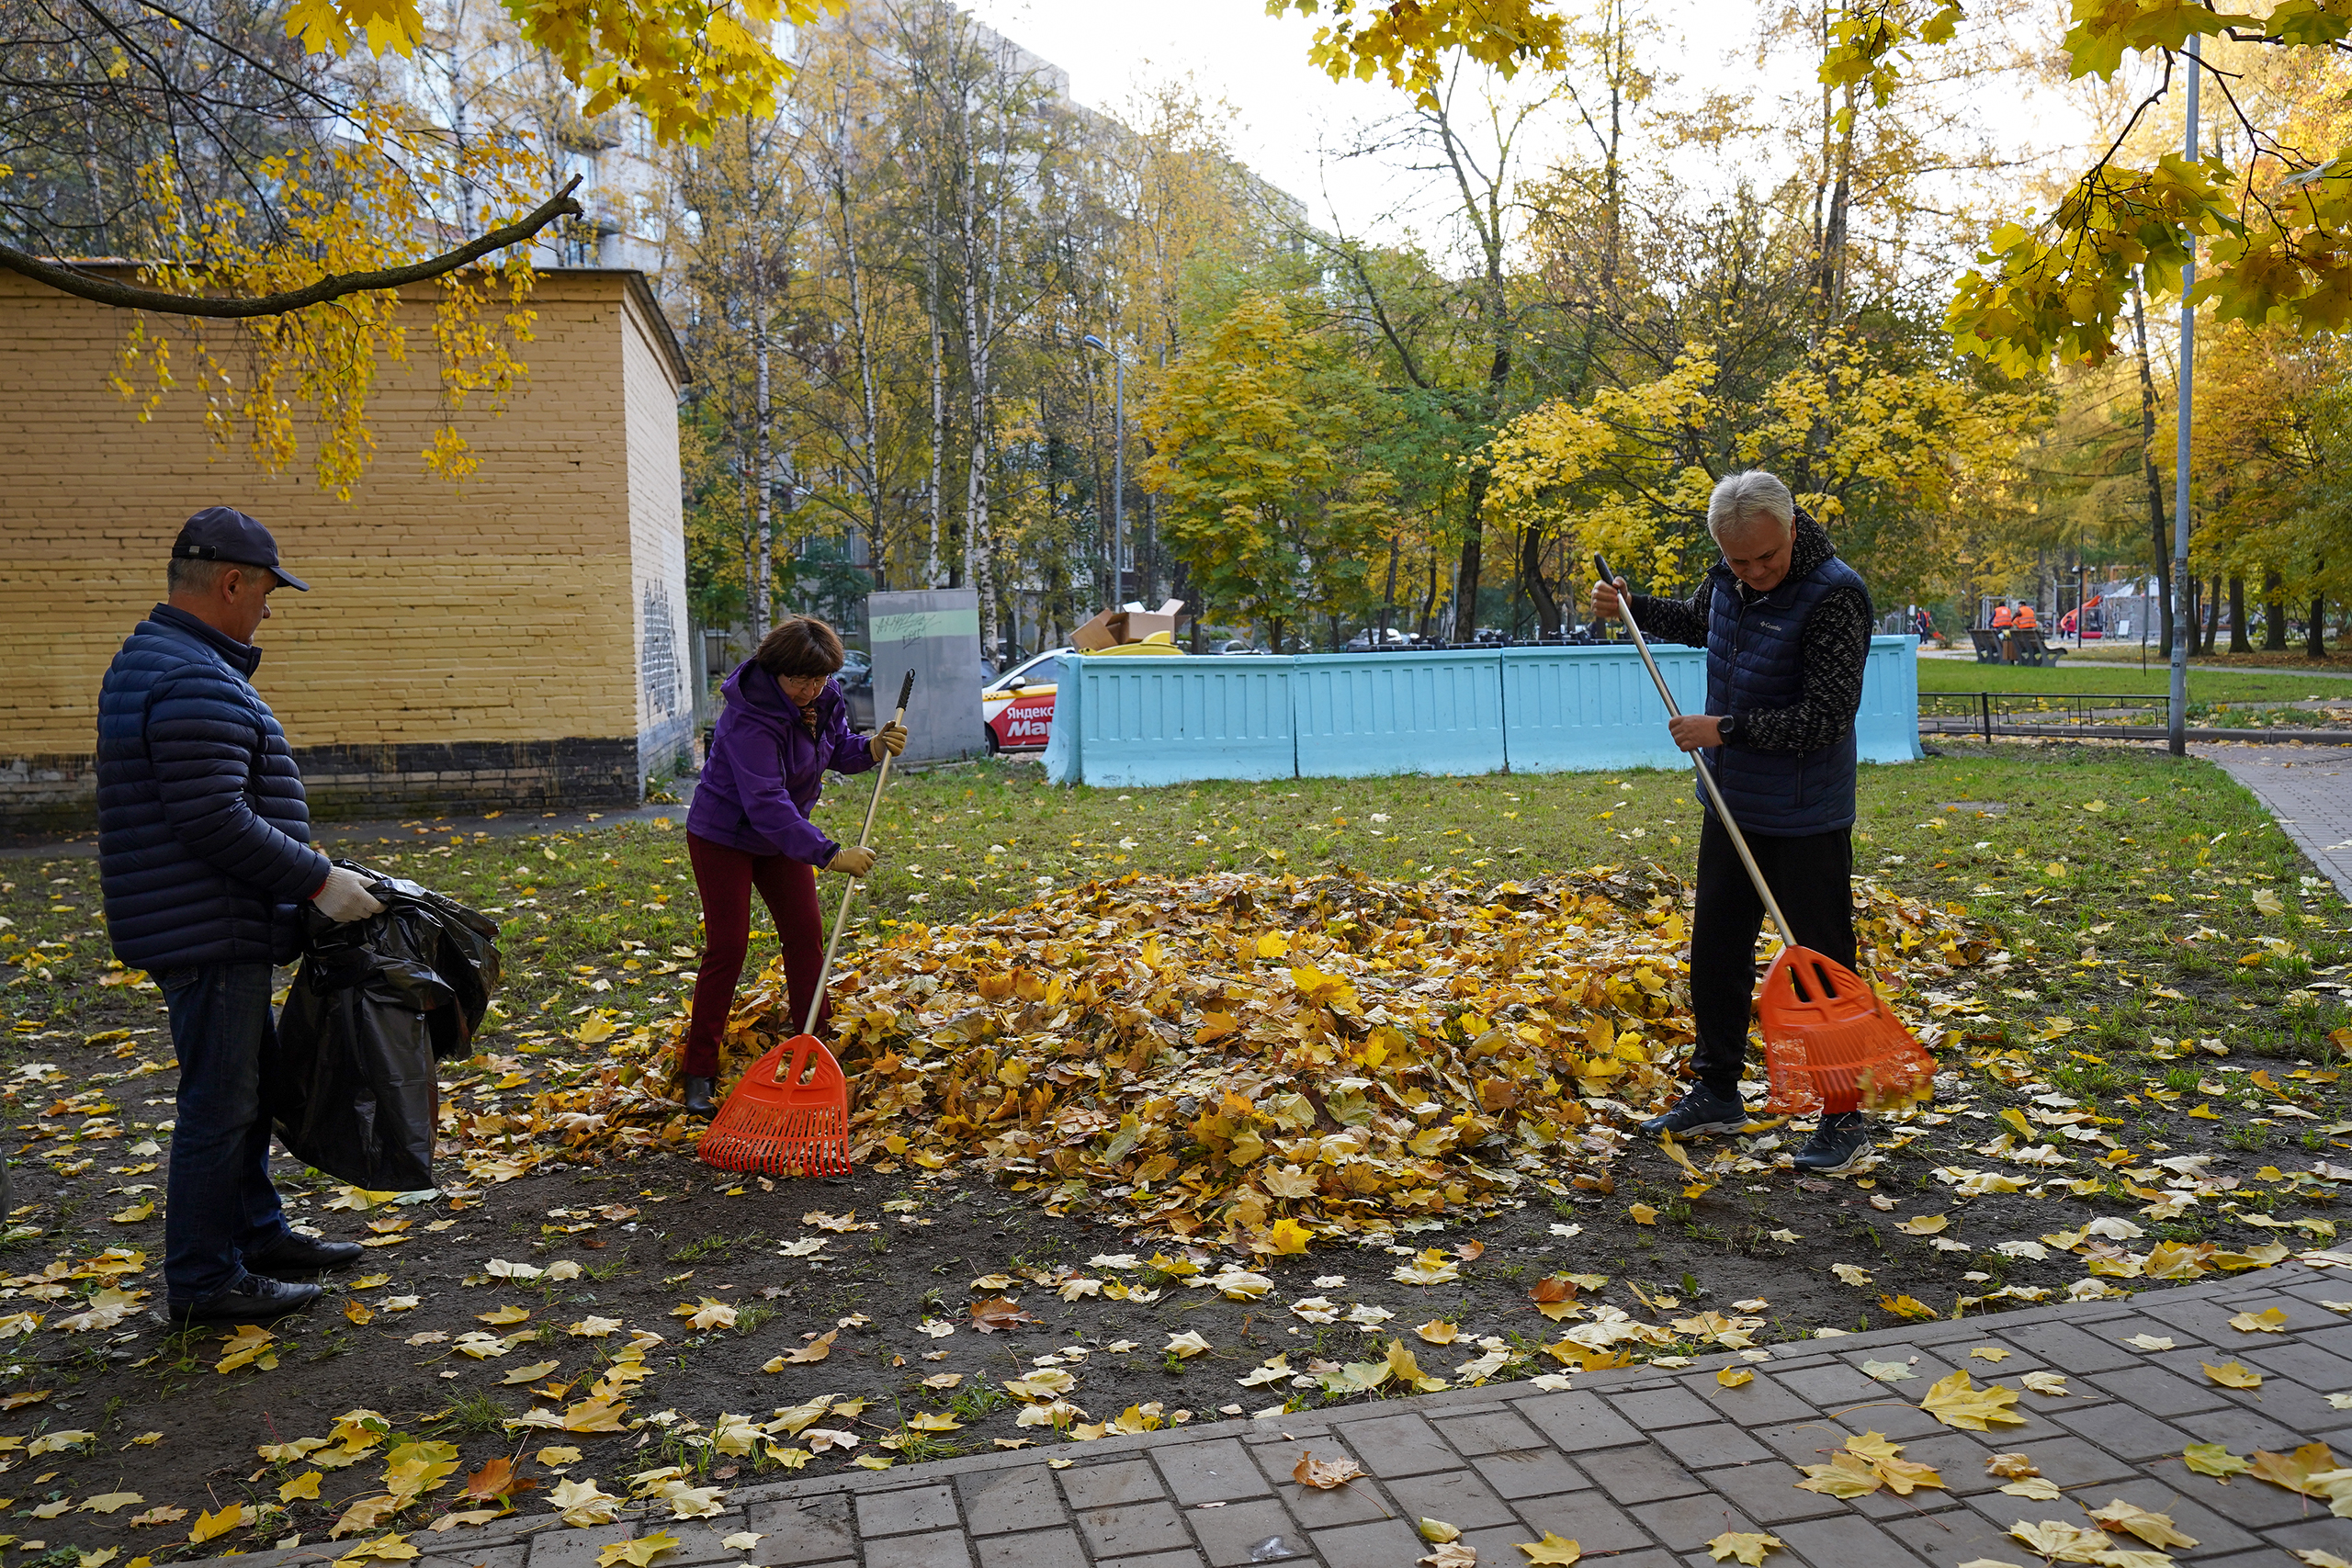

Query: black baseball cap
[171,506,309,591]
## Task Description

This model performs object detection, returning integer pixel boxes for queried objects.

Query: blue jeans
[156,963,294,1303]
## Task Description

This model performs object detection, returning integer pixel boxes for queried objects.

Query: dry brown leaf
[1293,1450,1365,1490]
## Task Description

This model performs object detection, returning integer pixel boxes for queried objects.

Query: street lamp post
[2169,35,2199,757]
[1082,333,1125,609]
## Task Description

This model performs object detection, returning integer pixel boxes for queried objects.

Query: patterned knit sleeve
[1626,579,1712,648]
[1734,587,1871,753]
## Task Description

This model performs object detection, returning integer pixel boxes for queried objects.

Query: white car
[981,647,1075,752]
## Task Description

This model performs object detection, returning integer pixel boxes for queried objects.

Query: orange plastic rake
[697,670,914,1175]
[1596,554,1935,1116]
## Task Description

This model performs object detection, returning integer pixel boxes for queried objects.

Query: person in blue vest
[1589,469,1879,1175]
[97,507,385,1323]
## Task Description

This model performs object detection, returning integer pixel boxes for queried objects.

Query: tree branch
[0,176,584,318]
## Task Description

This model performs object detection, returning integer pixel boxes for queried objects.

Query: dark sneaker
[682,1076,718,1118]
[1638,1084,1748,1138]
[1792,1114,1873,1175]
[171,1272,322,1325]
[245,1233,364,1275]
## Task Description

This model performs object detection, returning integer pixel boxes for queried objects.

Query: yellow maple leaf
[1706,1530,1783,1564]
[278,1472,322,1503]
[477,1304,530,1325]
[1717,1367,1754,1389]
[1627,1203,1657,1225]
[1517,1532,1581,1564]
[1917,1371,2025,1430]
[188,1503,246,1544]
[2203,1359,2264,1389]
[595,1530,679,1566]
[1266,1218,1313,1256]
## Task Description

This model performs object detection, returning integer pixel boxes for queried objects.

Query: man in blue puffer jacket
[98,507,387,1323]
[1591,470,1879,1175]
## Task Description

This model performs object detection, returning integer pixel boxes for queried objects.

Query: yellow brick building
[0,267,694,826]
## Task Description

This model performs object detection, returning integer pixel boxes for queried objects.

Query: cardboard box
[1072,599,1185,651]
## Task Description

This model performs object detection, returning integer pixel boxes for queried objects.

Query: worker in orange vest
[1989,602,2014,629]
[2014,604,2039,630]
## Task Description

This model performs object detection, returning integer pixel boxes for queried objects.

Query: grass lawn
[1914,657,2349,705]
[0,744,2347,1555]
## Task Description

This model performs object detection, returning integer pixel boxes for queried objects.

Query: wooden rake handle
[1595,553,1800,953]
[803,670,915,1037]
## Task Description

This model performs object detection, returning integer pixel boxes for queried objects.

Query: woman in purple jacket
[679,617,906,1115]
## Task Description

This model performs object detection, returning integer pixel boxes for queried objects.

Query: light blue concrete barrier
[1855,635,1926,763]
[1294,651,1504,777]
[1499,644,1707,772]
[1042,653,1295,788]
[1040,637,1921,785]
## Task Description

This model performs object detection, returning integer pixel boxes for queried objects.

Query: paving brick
[2299,1323,2352,1360]
[1305,1517,1421,1562]
[1884,1504,2048,1568]
[1880,1430,1999,1494]
[960,1468,1065,1536]
[526,1525,636,1568]
[2049,1401,2197,1462]
[1381,1468,1518,1530]
[1699,1460,1852,1525]
[1510,1491,1655,1555]
[1626,1493,1764,1554]
[2191,1550,2306,1568]
[2265,1515,2352,1562]
[973,1527,1089,1568]
[1770,1511,1926,1567]
[1182,1497,1310,1567]
[743,1495,857,1566]
[1677,1371,1816,1426]
[1335,1413,1457,1478]
[2240,1338,2352,1390]
[1998,1319,2154,1373]
[1987,1432,2140,1490]
[1470,1448,1590,1500]
[856,1483,959,1539]
[1651,1418,1774,1470]
[428,1546,527,1568]
[1577,1442,1713,1505]
[1960,1478,2262,1558]
[1063,1459,1167,1511]
[2083,1364,2234,1417]
[1432,1407,1545,1456]
[1770,1360,1889,1410]
[1091,1551,1206,1568]
[1749,1418,1866,1467]
[1074,1498,1194,1559]
[865,1530,976,1568]
[1269,1480,1391,1530]
[1511,1389,1644,1450]
[1605,1383,1720,1430]
[2172,1402,2309,1454]
[1151,1438,1268,1507]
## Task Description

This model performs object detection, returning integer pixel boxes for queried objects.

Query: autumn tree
[1138,290,1397,649]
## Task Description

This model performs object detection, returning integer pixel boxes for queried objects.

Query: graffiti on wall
[641,581,682,721]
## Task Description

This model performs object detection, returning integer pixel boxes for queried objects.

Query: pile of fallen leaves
[604,866,1991,1251]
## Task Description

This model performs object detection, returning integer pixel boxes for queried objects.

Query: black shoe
[245,1233,364,1275]
[682,1076,718,1118]
[1792,1114,1873,1175]
[1638,1084,1748,1138]
[171,1272,322,1325]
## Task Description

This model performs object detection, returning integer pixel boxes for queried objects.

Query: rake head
[696,1035,854,1176]
[1756,944,1936,1116]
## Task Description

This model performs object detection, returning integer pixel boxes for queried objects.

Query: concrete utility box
[865,590,982,764]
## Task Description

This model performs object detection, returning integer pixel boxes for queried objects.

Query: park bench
[2009,626,2066,667]
[1970,628,2004,662]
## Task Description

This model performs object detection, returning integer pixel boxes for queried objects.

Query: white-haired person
[1590,470,1880,1174]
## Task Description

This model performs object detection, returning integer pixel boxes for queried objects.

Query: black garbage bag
[272,863,503,1191]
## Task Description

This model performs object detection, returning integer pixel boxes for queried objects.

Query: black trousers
[1688,812,1856,1099]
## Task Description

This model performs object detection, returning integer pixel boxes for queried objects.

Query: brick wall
[0,267,690,826]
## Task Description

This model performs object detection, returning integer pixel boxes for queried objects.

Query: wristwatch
[1718,712,1742,744]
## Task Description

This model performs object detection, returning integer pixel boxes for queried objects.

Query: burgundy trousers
[682,831,831,1077]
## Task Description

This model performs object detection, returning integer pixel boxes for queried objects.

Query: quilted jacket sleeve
[145,668,331,899]
[733,733,841,867]
[824,693,878,778]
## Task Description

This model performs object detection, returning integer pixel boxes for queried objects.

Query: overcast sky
[957,0,2092,268]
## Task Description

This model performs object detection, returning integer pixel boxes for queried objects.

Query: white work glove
[311,866,386,923]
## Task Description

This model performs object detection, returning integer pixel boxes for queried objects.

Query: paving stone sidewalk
[2193,742,2352,906]
[213,1263,2352,1568]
